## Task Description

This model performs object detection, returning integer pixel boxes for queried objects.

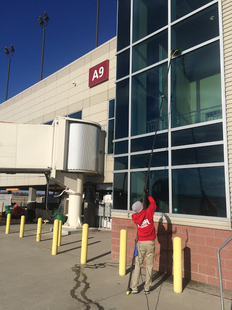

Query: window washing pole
[143,49,182,207]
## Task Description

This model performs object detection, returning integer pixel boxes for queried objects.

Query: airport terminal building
[0,0,232,290]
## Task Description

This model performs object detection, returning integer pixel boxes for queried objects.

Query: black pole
[95,0,100,48]
[5,56,11,101]
[40,26,46,81]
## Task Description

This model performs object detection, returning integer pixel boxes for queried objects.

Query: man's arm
[148,196,157,213]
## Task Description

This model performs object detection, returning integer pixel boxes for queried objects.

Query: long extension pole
[143,49,182,206]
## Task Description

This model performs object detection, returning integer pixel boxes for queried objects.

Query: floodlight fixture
[8,45,15,54]
[4,47,9,55]
[37,16,44,28]
[42,12,49,23]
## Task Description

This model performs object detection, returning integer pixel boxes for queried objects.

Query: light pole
[37,12,49,81]
[4,45,15,101]
[95,0,100,48]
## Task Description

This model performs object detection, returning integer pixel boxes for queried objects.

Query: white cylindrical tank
[67,122,101,173]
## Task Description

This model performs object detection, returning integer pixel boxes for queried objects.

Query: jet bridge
[0,116,105,227]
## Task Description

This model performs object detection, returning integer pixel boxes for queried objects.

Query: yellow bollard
[5,213,11,234]
[58,220,62,247]
[52,219,59,255]
[19,215,25,238]
[36,217,42,242]
[119,229,127,276]
[80,223,89,264]
[173,236,182,293]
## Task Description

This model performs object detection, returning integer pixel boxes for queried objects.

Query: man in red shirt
[131,192,157,295]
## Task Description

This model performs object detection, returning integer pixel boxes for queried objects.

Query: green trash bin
[53,208,66,224]
[5,205,13,215]
[55,214,67,224]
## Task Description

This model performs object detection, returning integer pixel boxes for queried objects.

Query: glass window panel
[172,167,226,217]
[172,145,224,165]
[117,0,131,51]
[131,133,168,152]
[172,123,223,146]
[44,120,53,125]
[109,99,115,118]
[115,140,128,155]
[113,173,128,210]
[108,119,114,154]
[114,156,128,170]
[132,63,168,136]
[171,0,213,21]
[172,5,219,52]
[131,151,168,169]
[171,42,222,128]
[133,30,168,72]
[68,111,82,119]
[117,50,130,79]
[115,79,129,139]
[131,170,169,212]
[133,0,168,42]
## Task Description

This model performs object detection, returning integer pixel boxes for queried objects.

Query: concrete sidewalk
[0,222,232,310]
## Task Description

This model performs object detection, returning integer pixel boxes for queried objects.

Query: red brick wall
[111,217,232,290]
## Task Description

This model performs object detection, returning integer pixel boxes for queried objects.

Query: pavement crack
[71,264,105,310]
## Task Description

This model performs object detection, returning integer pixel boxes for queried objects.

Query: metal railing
[217,235,232,310]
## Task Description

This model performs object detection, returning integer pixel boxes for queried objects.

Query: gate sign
[89,59,109,88]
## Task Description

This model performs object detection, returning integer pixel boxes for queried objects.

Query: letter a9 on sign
[89,59,109,88]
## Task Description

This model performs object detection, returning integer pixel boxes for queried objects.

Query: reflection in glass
[172,167,226,217]
[171,42,222,128]
[131,151,168,169]
[117,0,131,51]
[114,156,128,170]
[131,133,168,152]
[132,63,168,136]
[172,145,224,165]
[133,30,168,72]
[171,0,212,21]
[113,173,128,210]
[115,79,129,139]
[172,123,223,146]
[172,4,219,52]
[115,140,128,155]
[117,50,130,79]
[107,119,114,154]
[109,99,115,118]
[131,170,169,212]
[133,0,168,42]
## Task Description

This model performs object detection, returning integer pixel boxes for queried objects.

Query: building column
[68,174,83,227]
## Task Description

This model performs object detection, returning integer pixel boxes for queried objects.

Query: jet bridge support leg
[68,174,83,228]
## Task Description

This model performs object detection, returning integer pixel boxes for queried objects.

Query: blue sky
[0,0,117,103]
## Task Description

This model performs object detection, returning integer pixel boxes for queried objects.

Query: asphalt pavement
[0,221,232,310]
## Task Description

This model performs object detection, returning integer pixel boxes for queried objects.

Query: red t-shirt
[132,196,157,241]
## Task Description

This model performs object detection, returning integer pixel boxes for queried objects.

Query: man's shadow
[151,214,191,291]
[150,214,174,291]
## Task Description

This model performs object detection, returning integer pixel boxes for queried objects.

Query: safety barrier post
[58,220,62,247]
[5,213,11,234]
[119,229,127,276]
[173,236,182,293]
[80,223,89,264]
[52,219,59,255]
[19,215,25,238]
[36,218,42,242]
